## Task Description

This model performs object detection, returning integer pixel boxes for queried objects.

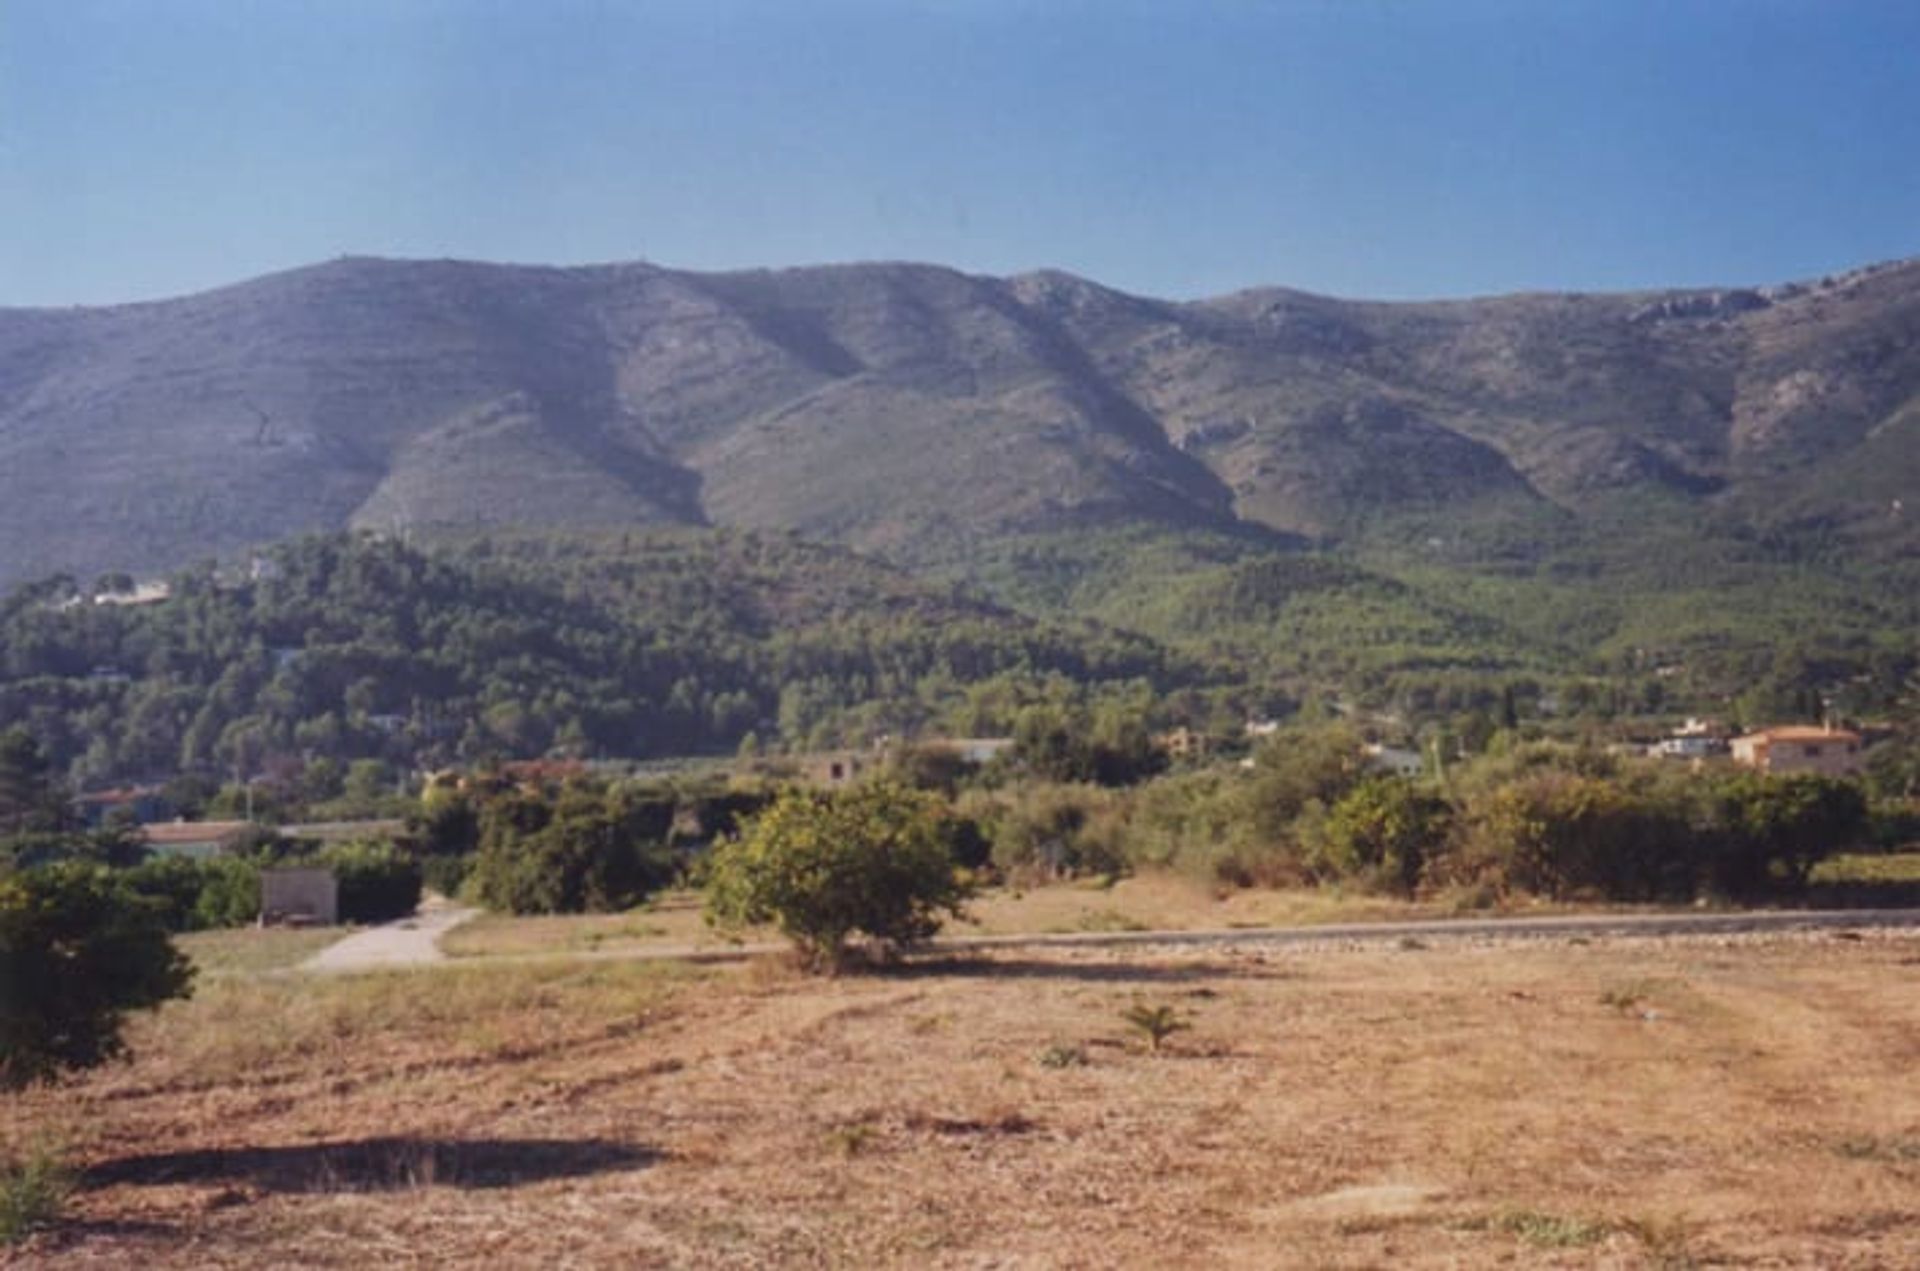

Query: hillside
[4,254,1919,587]
[0,531,1212,784]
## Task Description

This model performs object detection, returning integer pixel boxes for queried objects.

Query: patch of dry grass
[7,930,1917,1267]
[176,927,348,977]
[442,872,1488,960]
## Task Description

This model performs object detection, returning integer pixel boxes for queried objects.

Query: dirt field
[7,928,1918,1268]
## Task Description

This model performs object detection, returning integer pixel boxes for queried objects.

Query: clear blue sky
[5,0,1918,307]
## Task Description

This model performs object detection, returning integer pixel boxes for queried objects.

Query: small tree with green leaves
[1,864,194,1090]
[1120,1002,1190,1053]
[705,783,972,972]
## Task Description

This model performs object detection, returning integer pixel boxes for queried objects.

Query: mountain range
[3,253,1918,588]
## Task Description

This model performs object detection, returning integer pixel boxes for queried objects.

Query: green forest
[0,523,1915,797]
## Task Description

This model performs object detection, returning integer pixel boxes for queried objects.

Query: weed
[824,1123,877,1158]
[1121,1002,1191,1052]
[1037,1043,1088,1069]
[1836,1134,1920,1162]
[0,1144,71,1245]
[1598,979,1659,1012]
[1623,1214,1700,1269]
[1496,1209,1611,1248]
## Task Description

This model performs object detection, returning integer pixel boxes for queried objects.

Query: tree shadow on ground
[84,1137,659,1194]
[895,955,1292,984]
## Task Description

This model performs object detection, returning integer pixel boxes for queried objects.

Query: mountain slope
[3,254,1918,586]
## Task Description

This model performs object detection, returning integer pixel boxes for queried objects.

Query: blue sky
[4,0,1918,306]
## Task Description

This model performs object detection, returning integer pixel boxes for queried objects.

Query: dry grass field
[7,924,1918,1268]
[438,874,1567,960]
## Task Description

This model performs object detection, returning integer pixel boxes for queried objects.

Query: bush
[1121,767,1308,887]
[961,783,1129,880]
[420,853,473,900]
[122,854,215,932]
[105,855,260,933]
[1444,770,1695,901]
[1695,772,1867,897]
[1311,776,1452,895]
[123,854,265,931]
[470,784,671,914]
[0,1144,71,1245]
[0,863,194,1089]
[706,783,973,971]
[192,856,262,928]
[319,841,422,924]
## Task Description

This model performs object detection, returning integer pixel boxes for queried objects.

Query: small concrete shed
[260,867,339,926]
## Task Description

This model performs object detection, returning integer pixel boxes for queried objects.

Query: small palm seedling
[1120,1002,1190,1053]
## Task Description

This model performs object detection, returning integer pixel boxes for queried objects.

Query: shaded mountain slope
[3,254,1919,587]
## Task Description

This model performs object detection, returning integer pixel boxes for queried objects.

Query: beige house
[1729,726,1863,776]
[139,820,254,860]
[798,749,875,787]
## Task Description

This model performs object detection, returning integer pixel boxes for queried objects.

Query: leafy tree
[960,782,1128,879]
[0,864,194,1089]
[470,783,670,914]
[705,783,972,971]
[1701,772,1867,895]
[320,841,423,923]
[0,729,66,838]
[1313,776,1451,895]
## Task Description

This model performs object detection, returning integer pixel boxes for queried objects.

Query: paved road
[300,899,480,973]
[301,904,1920,975]
[942,906,1920,952]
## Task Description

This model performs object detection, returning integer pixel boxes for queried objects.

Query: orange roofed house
[1728,726,1863,777]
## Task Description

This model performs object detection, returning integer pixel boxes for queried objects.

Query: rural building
[279,819,406,845]
[1729,726,1863,776]
[73,785,173,827]
[260,866,339,926]
[1362,742,1425,778]
[798,749,875,787]
[139,820,254,859]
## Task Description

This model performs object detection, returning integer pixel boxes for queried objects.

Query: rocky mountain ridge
[3,253,1916,586]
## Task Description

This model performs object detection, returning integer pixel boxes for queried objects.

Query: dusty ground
[7,928,1918,1268]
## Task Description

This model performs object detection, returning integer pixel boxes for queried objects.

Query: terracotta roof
[139,821,253,845]
[1732,726,1861,744]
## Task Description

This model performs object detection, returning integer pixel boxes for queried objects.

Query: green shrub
[706,782,972,971]
[1120,1002,1190,1052]
[961,782,1129,880]
[1694,771,1867,896]
[0,1144,71,1244]
[192,855,262,928]
[470,783,670,914]
[122,854,216,931]
[1311,775,1452,895]
[1444,770,1695,901]
[0,863,194,1089]
[121,854,263,930]
[420,852,473,900]
[319,840,422,923]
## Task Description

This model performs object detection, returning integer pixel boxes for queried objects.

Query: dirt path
[301,898,480,973]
